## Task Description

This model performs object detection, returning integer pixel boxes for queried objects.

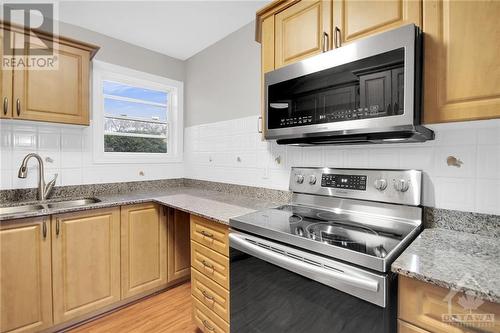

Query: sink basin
[46,198,101,209]
[0,204,46,215]
[0,198,101,216]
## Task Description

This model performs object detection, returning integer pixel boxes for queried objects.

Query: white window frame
[92,60,183,163]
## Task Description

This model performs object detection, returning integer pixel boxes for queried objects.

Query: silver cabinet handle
[42,220,47,239]
[322,32,329,52]
[201,290,214,301]
[2,97,7,115]
[229,233,379,292]
[258,116,263,134]
[334,27,341,48]
[16,98,20,116]
[56,219,60,237]
[202,319,215,331]
[200,230,214,238]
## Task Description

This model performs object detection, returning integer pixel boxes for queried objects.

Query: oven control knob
[394,179,410,192]
[296,174,304,184]
[309,175,317,185]
[374,179,387,191]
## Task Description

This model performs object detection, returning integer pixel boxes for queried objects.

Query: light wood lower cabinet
[191,215,230,257]
[399,276,500,333]
[190,215,230,333]
[192,297,229,333]
[167,209,191,283]
[121,203,167,299]
[0,217,52,333]
[51,207,121,325]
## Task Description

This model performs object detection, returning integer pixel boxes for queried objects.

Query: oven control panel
[290,167,422,206]
[321,174,367,191]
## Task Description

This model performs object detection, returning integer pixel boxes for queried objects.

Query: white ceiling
[56,1,270,60]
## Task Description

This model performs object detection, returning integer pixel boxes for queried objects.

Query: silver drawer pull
[201,260,214,270]
[201,230,214,238]
[201,290,214,301]
[3,97,7,115]
[202,319,215,331]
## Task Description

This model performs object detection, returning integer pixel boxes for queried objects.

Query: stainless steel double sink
[0,198,101,216]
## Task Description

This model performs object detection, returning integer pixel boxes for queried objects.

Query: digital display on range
[321,174,367,191]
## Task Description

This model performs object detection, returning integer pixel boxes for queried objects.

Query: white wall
[185,22,260,127]
[184,116,500,215]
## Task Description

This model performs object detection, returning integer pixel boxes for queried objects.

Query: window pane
[104,98,167,122]
[104,118,167,136]
[104,135,167,153]
[103,81,168,104]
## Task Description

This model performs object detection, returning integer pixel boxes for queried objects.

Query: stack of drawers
[190,215,230,333]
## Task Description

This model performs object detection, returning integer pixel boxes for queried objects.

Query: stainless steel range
[229,167,423,333]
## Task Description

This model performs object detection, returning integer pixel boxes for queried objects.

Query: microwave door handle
[229,233,379,292]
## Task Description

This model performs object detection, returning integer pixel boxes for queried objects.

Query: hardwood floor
[69,282,201,333]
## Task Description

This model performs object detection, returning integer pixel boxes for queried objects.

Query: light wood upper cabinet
[0,217,52,333]
[0,29,13,119]
[275,0,331,68]
[121,203,167,298]
[51,208,121,325]
[1,25,98,125]
[167,209,191,283]
[332,0,421,46]
[423,0,500,123]
[12,32,92,125]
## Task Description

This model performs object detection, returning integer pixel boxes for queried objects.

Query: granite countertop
[392,228,500,303]
[0,187,281,224]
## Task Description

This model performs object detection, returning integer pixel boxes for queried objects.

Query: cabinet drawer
[191,215,229,257]
[192,296,229,333]
[399,276,500,333]
[191,268,229,322]
[191,241,229,289]
[398,319,431,333]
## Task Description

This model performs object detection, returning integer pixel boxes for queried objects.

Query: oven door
[229,231,396,333]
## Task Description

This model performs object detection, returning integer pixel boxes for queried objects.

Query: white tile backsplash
[0,120,183,189]
[2,115,499,215]
[184,116,500,215]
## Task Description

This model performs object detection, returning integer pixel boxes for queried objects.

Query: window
[93,61,183,163]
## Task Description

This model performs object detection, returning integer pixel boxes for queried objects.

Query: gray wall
[185,21,260,127]
[58,21,185,81]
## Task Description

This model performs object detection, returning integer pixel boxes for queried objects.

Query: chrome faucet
[18,153,58,201]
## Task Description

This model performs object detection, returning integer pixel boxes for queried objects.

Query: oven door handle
[230,233,379,292]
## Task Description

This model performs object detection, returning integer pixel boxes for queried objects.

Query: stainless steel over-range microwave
[264,24,434,145]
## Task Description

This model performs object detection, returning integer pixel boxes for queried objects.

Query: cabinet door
[423,0,500,123]
[12,32,90,125]
[332,0,421,45]
[121,203,167,298]
[167,209,190,283]
[0,29,13,119]
[275,0,331,68]
[0,217,52,333]
[52,208,121,324]
[399,276,500,333]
